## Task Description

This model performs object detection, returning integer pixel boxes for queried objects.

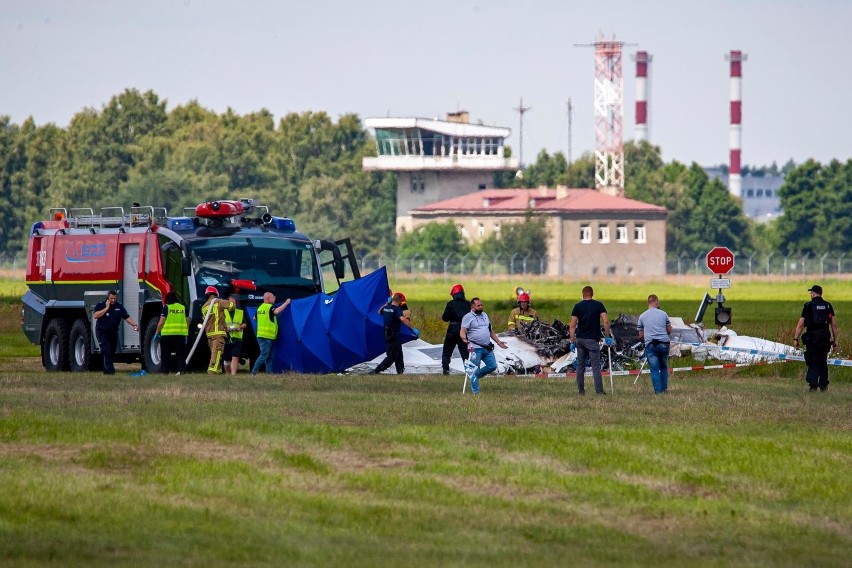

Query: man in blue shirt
[373,292,419,374]
[637,294,673,394]
[460,298,508,395]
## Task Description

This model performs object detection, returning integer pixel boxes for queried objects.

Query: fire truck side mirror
[181,257,192,277]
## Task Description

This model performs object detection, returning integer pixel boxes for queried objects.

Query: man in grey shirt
[637,294,673,394]
[460,297,508,395]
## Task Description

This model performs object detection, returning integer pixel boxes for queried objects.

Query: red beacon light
[195,200,245,219]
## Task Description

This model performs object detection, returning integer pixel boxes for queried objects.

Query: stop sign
[706,246,735,275]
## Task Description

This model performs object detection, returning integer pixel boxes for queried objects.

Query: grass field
[1,274,850,566]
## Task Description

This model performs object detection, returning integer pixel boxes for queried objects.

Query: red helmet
[450,284,464,296]
[518,292,530,303]
[205,285,219,296]
[396,292,406,304]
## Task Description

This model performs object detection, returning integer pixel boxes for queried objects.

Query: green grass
[2,274,851,565]
[0,372,850,567]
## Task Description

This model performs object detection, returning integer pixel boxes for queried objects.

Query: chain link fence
[3,249,851,277]
[666,251,852,277]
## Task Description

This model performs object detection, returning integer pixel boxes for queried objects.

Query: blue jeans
[645,342,670,393]
[252,337,274,374]
[465,346,497,394]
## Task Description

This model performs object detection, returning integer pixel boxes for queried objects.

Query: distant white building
[362,112,519,233]
[706,167,784,221]
[410,187,668,278]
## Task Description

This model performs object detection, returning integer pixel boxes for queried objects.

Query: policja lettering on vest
[154,291,189,375]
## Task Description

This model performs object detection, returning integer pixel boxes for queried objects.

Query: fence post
[839,253,846,275]
[765,252,774,276]
[800,252,810,277]
[747,252,756,276]
[820,253,829,277]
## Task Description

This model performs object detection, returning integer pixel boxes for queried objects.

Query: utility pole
[566,98,573,168]
[513,97,531,168]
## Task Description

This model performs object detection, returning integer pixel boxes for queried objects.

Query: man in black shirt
[569,285,613,395]
[441,284,471,375]
[793,284,839,391]
[93,290,139,375]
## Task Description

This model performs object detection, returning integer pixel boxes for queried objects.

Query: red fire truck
[22,199,359,372]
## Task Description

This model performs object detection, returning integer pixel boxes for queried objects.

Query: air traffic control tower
[362,111,519,232]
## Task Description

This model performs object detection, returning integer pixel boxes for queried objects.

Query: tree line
[1,88,849,259]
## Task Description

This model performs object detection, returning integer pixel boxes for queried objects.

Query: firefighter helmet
[518,292,530,303]
[205,285,219,296]
[450,284,464,296]
[396,292,406,304]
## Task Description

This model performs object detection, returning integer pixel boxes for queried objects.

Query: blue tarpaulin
[246,267,416,374]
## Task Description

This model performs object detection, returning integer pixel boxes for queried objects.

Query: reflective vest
[225,308,244,339]
[256,303,278,340]
[161,303,187,336]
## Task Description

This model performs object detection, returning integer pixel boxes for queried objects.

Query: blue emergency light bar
[167,217,195,231]
[269,217,296,232]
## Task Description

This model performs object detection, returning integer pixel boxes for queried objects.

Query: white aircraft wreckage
[349,296,801,375]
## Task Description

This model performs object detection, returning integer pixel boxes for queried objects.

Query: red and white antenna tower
[576,34,628,196]
[727,49,747,198]
[634,51,652,143]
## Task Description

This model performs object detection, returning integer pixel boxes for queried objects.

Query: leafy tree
[396,221,468,261]
[477,211,549,272]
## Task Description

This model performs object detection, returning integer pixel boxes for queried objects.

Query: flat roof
[364,117,511,138]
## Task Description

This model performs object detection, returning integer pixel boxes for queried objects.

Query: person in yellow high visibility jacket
[251,292,291,375]
[224,295,247,376]
[201,286,234,375]
[507,292,539,332]
[154,291,189,375]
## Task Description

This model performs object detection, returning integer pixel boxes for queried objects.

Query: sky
[3,0,851,169]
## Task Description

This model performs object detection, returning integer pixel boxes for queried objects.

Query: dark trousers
[96,329,118,375]
[575,338,604,394]
[442,327,468,372]
[160,335,187,374]
[804,341,830,389]
[375,334,404,374]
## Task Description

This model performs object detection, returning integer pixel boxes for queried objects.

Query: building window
[634,224,646,243]
[477,223,485,238]
[460,225,469,240]
[580,224,591,244]
[410,175,424,193]
[746,189,754,197]
[616,224,628,243]
[598,224,610,244]
[757,188,764,197]
[765,189,773,197]
[493,222,501,235]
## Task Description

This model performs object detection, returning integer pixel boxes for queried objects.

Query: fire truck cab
[22,199,359,372]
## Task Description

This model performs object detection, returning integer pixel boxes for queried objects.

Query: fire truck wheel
[42,318,70,372]
[142,319,164,373]
[69,319,94,372]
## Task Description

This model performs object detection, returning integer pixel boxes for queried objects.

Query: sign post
[705,247,735,326]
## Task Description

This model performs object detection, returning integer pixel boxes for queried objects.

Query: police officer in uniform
[93,290,139,375]
[251,292,290,375]
[793,284,839,392]
[373,292,419,374]
[224,295,247,376]
[154,291,189,375]
[507,292,539,332]
[441,284,471,375]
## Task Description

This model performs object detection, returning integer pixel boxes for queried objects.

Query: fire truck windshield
[189,236,321,295]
